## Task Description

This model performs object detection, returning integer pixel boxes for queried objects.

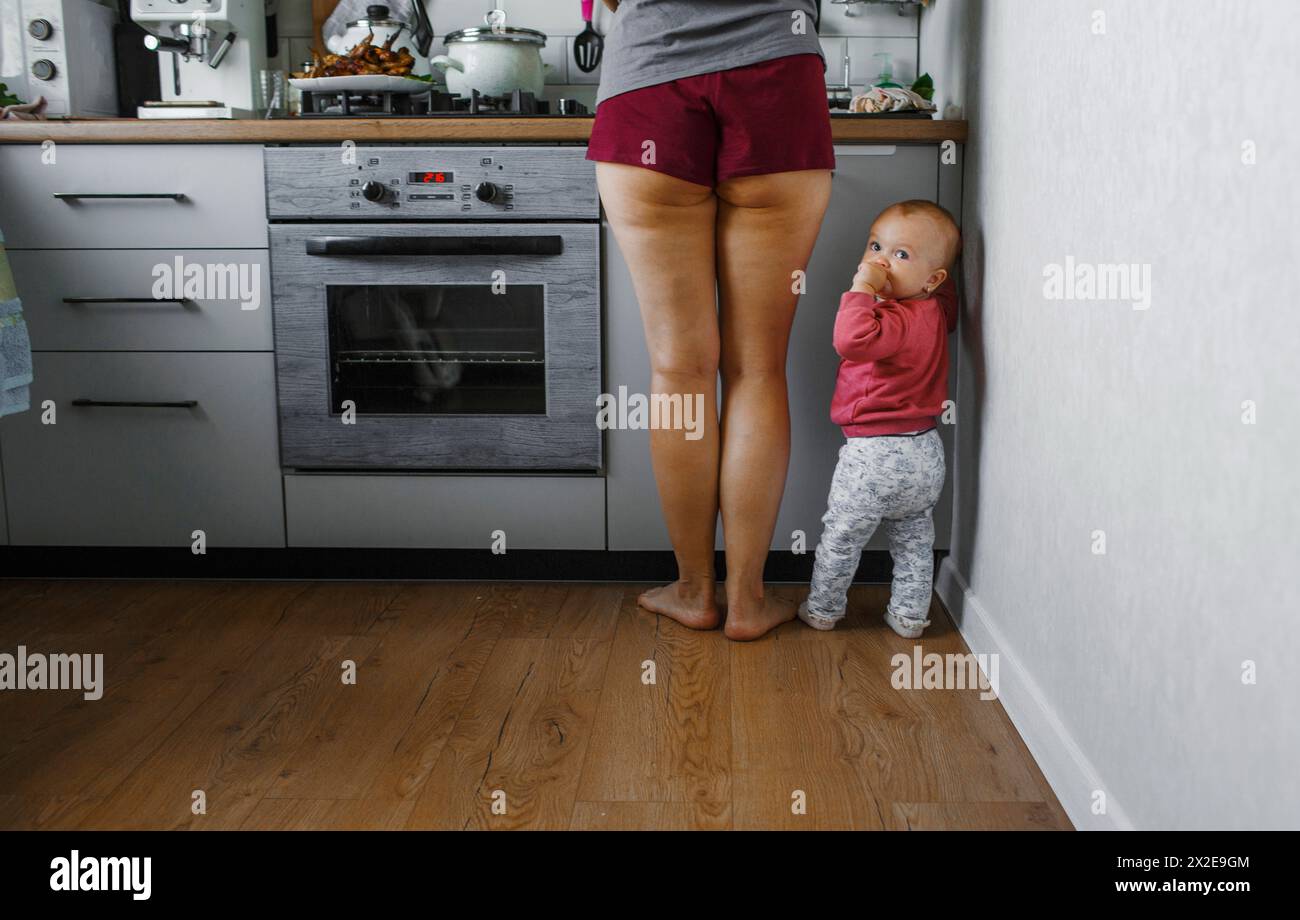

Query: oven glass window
[327,284,546,415]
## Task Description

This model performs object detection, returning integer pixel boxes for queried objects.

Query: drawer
[0,145,266,249]
[8,250,272,351]
[284,474,605,549]
[1,352,284,547]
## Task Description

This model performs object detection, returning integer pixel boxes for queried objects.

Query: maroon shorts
[586,52,835,188]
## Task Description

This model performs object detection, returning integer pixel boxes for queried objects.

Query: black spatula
[574,0,604,73]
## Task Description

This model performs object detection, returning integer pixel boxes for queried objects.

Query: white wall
[269,0,925,105]
[938,0,1300,830]
[917,0,967,117]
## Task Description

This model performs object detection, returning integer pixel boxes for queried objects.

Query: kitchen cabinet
[0,143,283,548]
[283,474,605,550]
[7,250,272,352]
[1,353,283,547]
[0,145,267,249]
[605,144,958,552]
[0,137,960,557]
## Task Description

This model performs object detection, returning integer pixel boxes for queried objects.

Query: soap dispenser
[871,52,903,88]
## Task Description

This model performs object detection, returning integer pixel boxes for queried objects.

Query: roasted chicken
[295,32,417,78]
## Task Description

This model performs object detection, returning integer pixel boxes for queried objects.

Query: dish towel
[848,86,936,114]
[0,228,33,417]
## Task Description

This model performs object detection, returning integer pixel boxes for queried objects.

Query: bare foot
[723,589,797,641]
[638,581,722,630]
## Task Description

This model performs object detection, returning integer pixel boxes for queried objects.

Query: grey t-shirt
[595,0,826,107]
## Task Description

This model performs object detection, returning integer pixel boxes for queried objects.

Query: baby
[797,200,961,638]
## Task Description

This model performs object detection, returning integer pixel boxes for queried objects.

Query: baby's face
[862,210,950,299]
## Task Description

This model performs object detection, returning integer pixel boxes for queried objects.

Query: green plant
[0,82,25,107]
[910,73,934,101]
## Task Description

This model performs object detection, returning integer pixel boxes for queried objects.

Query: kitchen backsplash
[270,0,923,107]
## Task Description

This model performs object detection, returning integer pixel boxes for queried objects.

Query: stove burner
[297,88,590,118]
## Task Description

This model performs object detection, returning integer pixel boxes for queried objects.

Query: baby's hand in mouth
[852,262,889,294]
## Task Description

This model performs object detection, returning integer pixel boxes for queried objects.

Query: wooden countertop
[0,117,966,145]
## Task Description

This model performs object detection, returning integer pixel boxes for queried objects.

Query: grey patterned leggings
[804,429,945,627]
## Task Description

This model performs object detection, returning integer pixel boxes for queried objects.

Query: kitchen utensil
[573,0,603,73]
[430,9,550,98]
[409,0,434,57]
[260,69,287,118]
[826,48,853,110]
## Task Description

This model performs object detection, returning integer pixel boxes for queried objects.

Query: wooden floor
[0,579,1070,830]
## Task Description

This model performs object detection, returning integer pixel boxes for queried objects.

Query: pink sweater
[829,275,958,437]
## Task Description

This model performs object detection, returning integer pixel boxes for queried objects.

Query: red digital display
[408,171,454,184]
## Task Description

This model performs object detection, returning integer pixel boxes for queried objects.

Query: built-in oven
[265,146,601,470]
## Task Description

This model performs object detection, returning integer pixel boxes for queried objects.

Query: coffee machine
[130,0,265,117]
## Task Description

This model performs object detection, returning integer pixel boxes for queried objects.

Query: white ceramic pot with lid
[326,4,433,75]
[431,9,550,98]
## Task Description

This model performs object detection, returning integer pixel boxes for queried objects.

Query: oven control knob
[474,181,500,203]
[362,180,392,203]
[31,59,57,81]
[28,19,54,41]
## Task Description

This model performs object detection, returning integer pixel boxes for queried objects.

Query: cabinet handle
[71,399,199,409]
[52,192,187,201]
[305,235,563,256]
[63,297,189,305]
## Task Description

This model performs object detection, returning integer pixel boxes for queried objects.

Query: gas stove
[297,88,590,118]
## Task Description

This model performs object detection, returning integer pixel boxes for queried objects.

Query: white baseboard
[934,557,1133,831]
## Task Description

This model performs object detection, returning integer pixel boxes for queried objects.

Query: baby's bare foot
[638,581,721,630]
[723,589,797,641]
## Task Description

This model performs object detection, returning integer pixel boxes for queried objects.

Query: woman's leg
[714,168,833,640]
[596,161,723,629]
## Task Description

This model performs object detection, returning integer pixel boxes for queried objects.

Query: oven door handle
[304,235,564,257]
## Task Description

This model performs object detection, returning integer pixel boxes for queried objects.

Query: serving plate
[289,75,434,94]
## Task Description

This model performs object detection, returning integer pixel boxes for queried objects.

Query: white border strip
[934,557,1133,831]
